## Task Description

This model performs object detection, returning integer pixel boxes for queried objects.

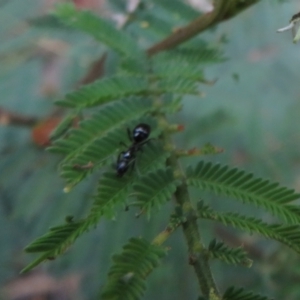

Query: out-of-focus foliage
[1,0,300,299]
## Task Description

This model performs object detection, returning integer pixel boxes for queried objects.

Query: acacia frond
[54,3,140,57]
[150,45,224,83]
[89,171,132,219]
[23,158,174,272]
[133,168,180,217]
[208,239,252,267]
[89,141,170,219]
[23,167,148,272]
[101,237,166,300]
[197,201,300,254]
[172,46,226,65]
[56,75,149,108]
[151,54,206,82]
[56,74,200,108]
[187,161,300,224]
[22,220,87,273]
[50,98,153,156]
[49,111,79,141]
[223,286,272,300]
[130,141,171,175]
[50,99,156,187]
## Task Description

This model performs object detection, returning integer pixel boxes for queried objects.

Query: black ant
[116,123,151,177]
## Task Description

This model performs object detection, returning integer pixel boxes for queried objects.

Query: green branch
[147,0,260,56]
[158,116,221,299]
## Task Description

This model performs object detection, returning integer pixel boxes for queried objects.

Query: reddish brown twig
[0,107,38,127]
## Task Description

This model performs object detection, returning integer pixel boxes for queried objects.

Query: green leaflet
[49,111,80,141]
[133,168,180,217]
[223,287,272,300]
[22,170,133,272]
[50,98,153,158]
[22,220,86,273]
[197,201,300,254]
[150,49,224,83]
[89,171,132,219]
[101,237,166,300]
[56,75,149,108]
[187,161,300,224]
[127,140,171,175]
[208,239,252,267]
[54,3,141,57]
[89,142,171,219]
[59,120,167,188]
[56,74,200,108]
[50,99,156,187]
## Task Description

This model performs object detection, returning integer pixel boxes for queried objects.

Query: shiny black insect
[116,123,151,177]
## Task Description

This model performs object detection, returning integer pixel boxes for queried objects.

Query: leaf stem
[147,0,260,57]
[158,115,221,299]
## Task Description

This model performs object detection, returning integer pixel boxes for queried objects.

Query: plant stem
[175,176,221,299]
[147,0,260,57]
[158,115,221,299]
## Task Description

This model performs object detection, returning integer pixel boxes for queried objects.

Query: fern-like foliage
[187,161,300,224]
[208,239,252,267]
[22,1,300,299]
[50,98,155,187]
[150,49,225,83]
[22,220,86,273]
[100,237,166,300]
[56,74,200,109]
[22,141,172,273]
[197,201,300,254]
[223,287,272,300]
[54,3,140,57]
[88,142,171,220]
[133,168,180,217]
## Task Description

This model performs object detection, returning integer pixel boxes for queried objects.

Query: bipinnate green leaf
[223,286,272,300]
[50,99,155,187]
[208,239,252,267]
[54,3,140,57]
[23,167,142,272]
[198,201,300,254]
[151,54,205,82]
[22,220,86,273]
[49,111,79,141]
[89,171,132,219]
[133,168,180,216]
[131,141,171,175]
[101,237,166,300]
[56,75,149,108]
[50,98,153,157]
[56,74,200,108]
[187,161,300,224]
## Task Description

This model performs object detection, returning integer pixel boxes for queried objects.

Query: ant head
[133,123,151,143]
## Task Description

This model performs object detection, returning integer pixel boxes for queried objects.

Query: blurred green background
[1,0,300,299]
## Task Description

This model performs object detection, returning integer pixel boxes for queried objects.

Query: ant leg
[117,151,126,163]
[127,128,133,143]
[131,156,142,176]
[119,141,128,148]
[136,137,154,148]
[135,138,152,154]
[131,159,136,172]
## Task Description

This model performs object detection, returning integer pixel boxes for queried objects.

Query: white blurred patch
[186,0,213,13]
